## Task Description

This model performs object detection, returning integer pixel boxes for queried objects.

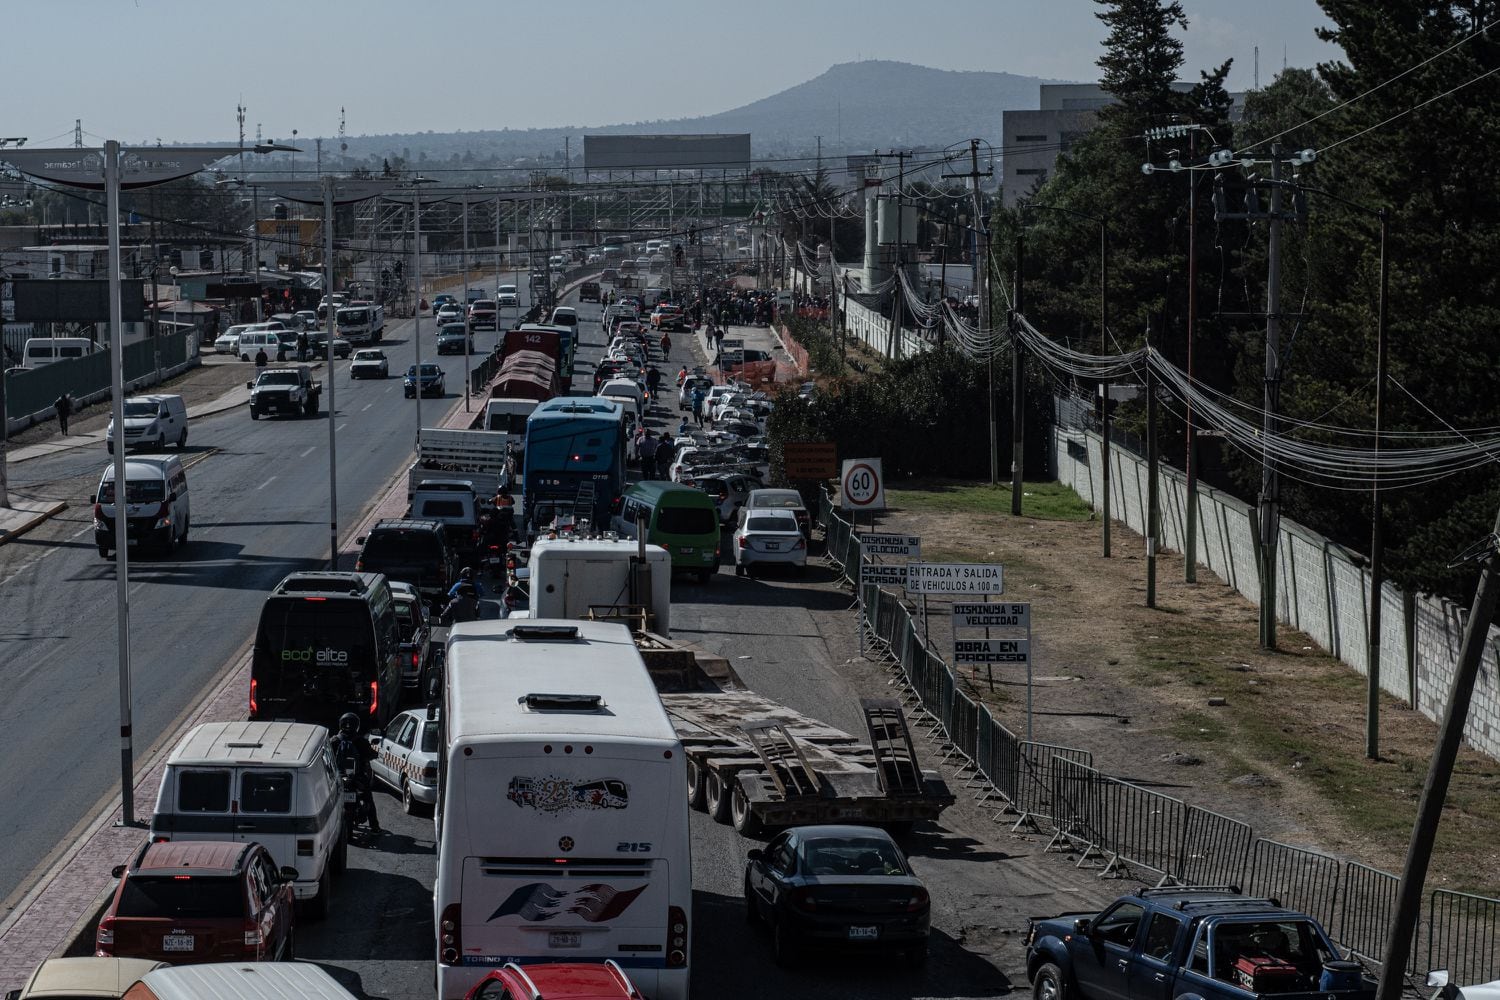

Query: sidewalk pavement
[0,363,320,546]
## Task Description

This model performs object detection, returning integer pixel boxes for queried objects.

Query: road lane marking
[337,423,348,432]
[362,403,372,411]
[257,476,277,490]
[0,524,93,589]
[299,446,315,458]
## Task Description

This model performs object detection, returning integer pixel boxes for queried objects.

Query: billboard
[584,134,751,171]
[11,279,145,323]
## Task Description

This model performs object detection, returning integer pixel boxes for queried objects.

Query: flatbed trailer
[635,636,954,836]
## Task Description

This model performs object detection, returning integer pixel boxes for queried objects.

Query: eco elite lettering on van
[280,647,351,664]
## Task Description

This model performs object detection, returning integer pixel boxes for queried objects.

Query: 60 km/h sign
[840,458,885,511]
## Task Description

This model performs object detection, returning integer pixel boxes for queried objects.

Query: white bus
[434,620,690,1000]
[335,303,385,343]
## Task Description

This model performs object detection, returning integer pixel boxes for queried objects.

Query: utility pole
[1100,221,1111,557]
[1259,146,1285,649]
[828,188,837,347]
[888,150,906,359]
[1366,208,1390,760]
[1184,128,1199,582]
[1146,319,1159,608]
[1011,233,1025,515]
[1375,498,1500,1000]
[322,176,340,570]
[943,139,994,479]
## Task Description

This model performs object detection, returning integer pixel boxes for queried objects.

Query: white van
[235,328,286,363]
[105,394,188,454]
[124,961,359,1000]
[435,620,691,1000]
[149,721,345,920]
[484,397,539,434]
[519,538,673,635]
[94,455,190,556]
[598,378,645,421]
[23,337,95,367]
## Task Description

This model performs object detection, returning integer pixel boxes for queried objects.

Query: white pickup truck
[406,427,511,502]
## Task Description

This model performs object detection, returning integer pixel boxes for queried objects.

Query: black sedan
[744,825,930,968]
[404,363,446,398]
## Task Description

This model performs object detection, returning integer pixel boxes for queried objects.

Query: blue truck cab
[1026,888,1374,1000]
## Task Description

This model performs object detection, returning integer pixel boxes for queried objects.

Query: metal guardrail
[816,490,1498,976]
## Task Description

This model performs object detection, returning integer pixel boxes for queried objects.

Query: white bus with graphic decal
[434,620,690,1000]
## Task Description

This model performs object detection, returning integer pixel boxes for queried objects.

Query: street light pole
[104,139,139,827]
[462,194,471,413]
[413,190,425,444]
[323,176,340,570]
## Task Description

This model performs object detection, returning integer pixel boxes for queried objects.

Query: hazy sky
[11,0,1338,144]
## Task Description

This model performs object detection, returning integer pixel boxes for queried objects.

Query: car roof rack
[1140,885,1242,897]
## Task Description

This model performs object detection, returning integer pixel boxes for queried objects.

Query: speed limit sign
[840,458,886,511]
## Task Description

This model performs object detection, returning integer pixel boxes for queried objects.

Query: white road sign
[840,458,886,511]
[953,602,1030,629]
[953,638,1031,665]
[860,563,908,587]
[860,533,920,558]
[905,562,1004,594]
[721,338,745,350]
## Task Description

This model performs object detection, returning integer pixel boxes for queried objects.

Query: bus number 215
[616,841,653,853]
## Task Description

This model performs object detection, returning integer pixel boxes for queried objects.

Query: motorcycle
[337,751,375,838]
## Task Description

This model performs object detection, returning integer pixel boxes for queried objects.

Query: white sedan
[733,508,806,576]
[349,348,389,379]
[370,708,440,814]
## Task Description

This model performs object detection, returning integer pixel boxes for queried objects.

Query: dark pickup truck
[1026,888,1374,1000]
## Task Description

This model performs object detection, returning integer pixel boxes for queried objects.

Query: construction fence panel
[1176,805,1253,888]
[1426,890,1500,988]
[1246,839,1343,936]
[1051,758,1108,853]
[984,715,1023,804]
[1016,742,1093,829]
[951,688,980,764]
[1093,775,1187,881]
[1338,861,1402,966]
[935,655,957,743]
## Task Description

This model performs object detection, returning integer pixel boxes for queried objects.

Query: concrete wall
[1053,419,1500,763]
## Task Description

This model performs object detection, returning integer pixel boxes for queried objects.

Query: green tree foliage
[1094,0,1190,120]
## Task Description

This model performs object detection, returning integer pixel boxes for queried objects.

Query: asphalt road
[0,282,542,910]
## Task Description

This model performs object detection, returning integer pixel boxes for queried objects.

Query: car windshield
[259,373,299,385]
[799,836,908,876]
[362,531,440,563]
[420,721,440,753]
[409,365,441,376]
[755,493,803,509]
[354,351,383,361]
[116,875,245,918]
[657,505,717,535]
[123,401,158,418]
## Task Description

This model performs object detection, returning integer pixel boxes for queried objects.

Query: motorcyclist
[441,584,480,625]
[332,712,380,833]
[448,566,486,599]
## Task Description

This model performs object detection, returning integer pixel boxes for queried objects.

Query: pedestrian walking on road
[255,348,269,368]
[639,430,659,473]
[655,436,676,480]
[54,393,72,435]
[659,332,671,360]
[691,386,706,426]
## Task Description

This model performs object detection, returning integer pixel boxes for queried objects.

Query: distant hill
[322,61,1066,172]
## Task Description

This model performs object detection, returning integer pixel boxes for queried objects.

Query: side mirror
[110,863,127,879]
[246,381,255,390]
[746,848,764,862]
[1427,972,1450,988]
[355,535,366,545]
[1074,917,1091,936]
[426,701,439,721]
[280,866,299,883]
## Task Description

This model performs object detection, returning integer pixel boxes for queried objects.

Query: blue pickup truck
[1026,888,1375,1000]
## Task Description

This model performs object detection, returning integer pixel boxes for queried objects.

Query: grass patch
[886,479,1093,521]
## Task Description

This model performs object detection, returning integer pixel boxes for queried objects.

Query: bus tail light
[666,905,688,967]
[439,903,461,964]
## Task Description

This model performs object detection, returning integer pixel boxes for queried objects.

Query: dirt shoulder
[865,479,1500,895]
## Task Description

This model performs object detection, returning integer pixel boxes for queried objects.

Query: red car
[465,961,643,1000]
[96,840,296,964]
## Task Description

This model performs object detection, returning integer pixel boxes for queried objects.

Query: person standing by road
[655,434,676,480]
[691,385,706,426]
[53,393,72,435]
[639,430,659,475]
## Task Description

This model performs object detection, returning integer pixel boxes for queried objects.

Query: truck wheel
[305,867,331,921]
[705,769,733,824]
[177,429,187,449]
[1034,963,1069,1000]
[99,546,111,559]
[686,759,707,811]
[730,784,765,837]
[250,408,260,420]
[743,874,761,925]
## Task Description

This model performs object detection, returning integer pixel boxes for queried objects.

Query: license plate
[679,546,693,554]
[548,930,581,948]
[163,934,195,951]
[763,541,780,551]
[848,926,878,941]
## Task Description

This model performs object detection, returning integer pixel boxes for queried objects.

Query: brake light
[369,680,379,716]
[905,887,930,912]
[666,905,688,967]
[248,678,258,716]
[303,596,327,602]
[411,650,420,670]
[93,502,103,520]
[96,915,115,951]
[737,536,747,548]
[439,903,462,964]
[793,538,806,550]
[355,559,363,571]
